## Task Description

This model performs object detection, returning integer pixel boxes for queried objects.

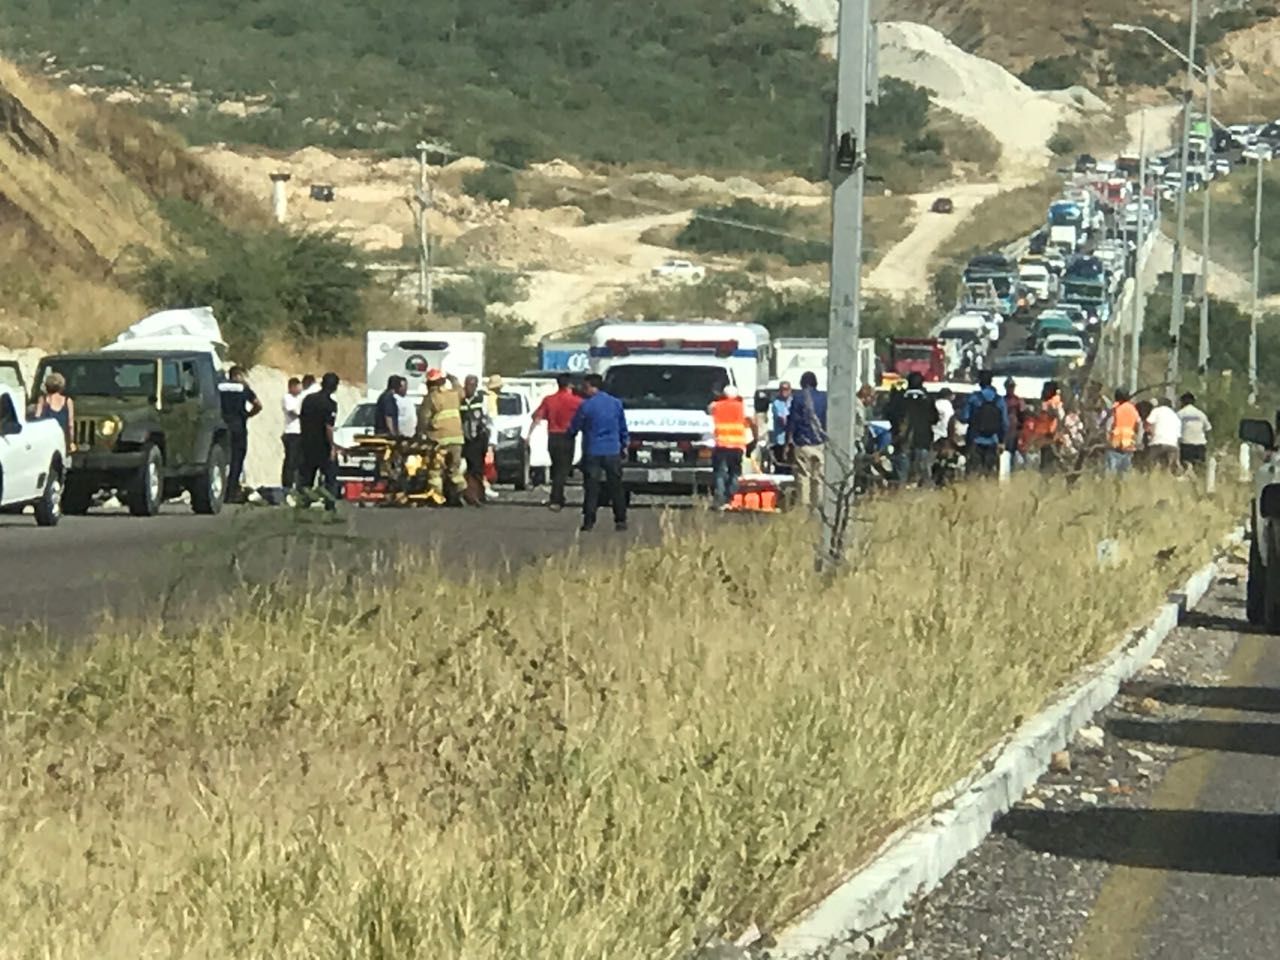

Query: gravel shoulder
[862,555,1280,960]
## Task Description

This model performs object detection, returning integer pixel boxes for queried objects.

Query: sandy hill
[0,59,252,350]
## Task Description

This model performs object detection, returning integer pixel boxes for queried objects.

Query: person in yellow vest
[417,368,468,505]
[1105,386,1142,475]
[709,384,754,510]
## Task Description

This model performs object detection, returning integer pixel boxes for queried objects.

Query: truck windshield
[36,358,158,398]
[605,364,728,410]
[894,345,935,361]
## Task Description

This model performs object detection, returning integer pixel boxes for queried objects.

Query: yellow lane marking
[1070,633,1267,960]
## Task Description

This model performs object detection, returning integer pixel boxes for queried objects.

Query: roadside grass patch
[0,475,1237,958]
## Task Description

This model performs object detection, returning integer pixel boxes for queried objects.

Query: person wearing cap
[418,368,467,505]
[298,371,342,510]
[482,374,505,501]
[709,384,754,510]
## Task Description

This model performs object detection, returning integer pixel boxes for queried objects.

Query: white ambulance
[589,321,771,494]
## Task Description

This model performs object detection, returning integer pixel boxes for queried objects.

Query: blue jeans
[892,447,935,486]
[1105,449,1133,474]
[713,449,743,507]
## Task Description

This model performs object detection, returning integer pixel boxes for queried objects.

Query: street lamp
[1112,14,1206,394]
[1250,154,1269,404]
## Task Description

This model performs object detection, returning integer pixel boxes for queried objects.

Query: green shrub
[1048,131,1077,156]
[1019,55,1086,91]
[462,165,519,204]
[434,270,527,320]
[133,206,371,363]
[675,199,829,265]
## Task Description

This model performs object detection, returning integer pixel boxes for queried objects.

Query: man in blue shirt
[960,370,1008,476]
[769,381,793,473]
[374,375,402,436]
[568,373,630,532]
[787,371,827,509]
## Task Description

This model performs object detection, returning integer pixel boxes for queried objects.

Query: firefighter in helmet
[416,368,466,505]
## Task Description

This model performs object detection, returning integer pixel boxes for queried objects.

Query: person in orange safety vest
[709,384,754,510]
[1105,386,1142,475]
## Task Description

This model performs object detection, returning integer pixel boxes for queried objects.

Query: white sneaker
[485,489,500,501]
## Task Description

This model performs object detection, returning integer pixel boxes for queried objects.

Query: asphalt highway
[0,492,674,634]
[876,570,1280,960]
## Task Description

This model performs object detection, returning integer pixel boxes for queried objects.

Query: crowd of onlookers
[759,371,1215,496]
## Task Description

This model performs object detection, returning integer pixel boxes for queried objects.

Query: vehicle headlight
[498,427,521,442]
[636,449,653,464]
[99,417,119,437]
[670,450,685,464]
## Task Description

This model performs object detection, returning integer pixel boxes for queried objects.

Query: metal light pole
[1169,1,1199,399]
[1112,15,1201,397]
[1197,64,1215,373]
[414,141,435,314]
[1129,111,1148,393]
[1250,157,1265,404]
[819,0,872,572]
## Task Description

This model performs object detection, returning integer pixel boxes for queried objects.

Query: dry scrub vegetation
[0,476,1237,957]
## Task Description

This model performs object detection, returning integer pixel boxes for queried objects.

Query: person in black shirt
[299,371,342,509]
[887,371,938,487]
[217,365,262,502]
[375,376,403,436]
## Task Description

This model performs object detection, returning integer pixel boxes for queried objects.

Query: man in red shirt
[533,374,584,511]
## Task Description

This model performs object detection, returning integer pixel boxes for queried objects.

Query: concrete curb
[770,526,1246,958]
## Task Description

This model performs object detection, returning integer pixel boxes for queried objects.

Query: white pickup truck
[0,384,67,525]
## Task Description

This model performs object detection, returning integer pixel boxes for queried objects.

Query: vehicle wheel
[1246,532,1265,625]
[191,444,227,515]
[62,478,92,515]
[33,463,62,527]
[1266,533,1280,635]
[127,444,164,517]
[514,445,531,491]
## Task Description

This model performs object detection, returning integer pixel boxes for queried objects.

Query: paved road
[874,567,1280,960]
[0,493,676,634]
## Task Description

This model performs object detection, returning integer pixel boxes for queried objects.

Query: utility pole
[1129,111,1148,393]
[1250,156,1264,404]
[1167,0,1198,399]
[819,0,872,572]
[1197,63,1215,374]
[414,141,434,315]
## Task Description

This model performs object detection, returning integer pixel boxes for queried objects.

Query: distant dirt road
[863,182,1010,298]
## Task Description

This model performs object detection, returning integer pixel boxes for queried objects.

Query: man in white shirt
[933,388,955,446]
[394,376,418,437]
[1145,397,1182,472]
[281,376,304,488]
[1177,391,1212,468]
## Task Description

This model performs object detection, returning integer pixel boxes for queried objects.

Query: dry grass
[0,475,1238,957]
[0,57,264,351]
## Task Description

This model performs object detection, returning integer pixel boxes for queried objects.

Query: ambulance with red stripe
[589,321,771,494]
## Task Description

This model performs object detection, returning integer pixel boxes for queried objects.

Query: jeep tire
[62,477,93,515]
[1247,532,1265,626]
[128,443,164,517]
[192,443,227,515]
[33,462,62,527]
